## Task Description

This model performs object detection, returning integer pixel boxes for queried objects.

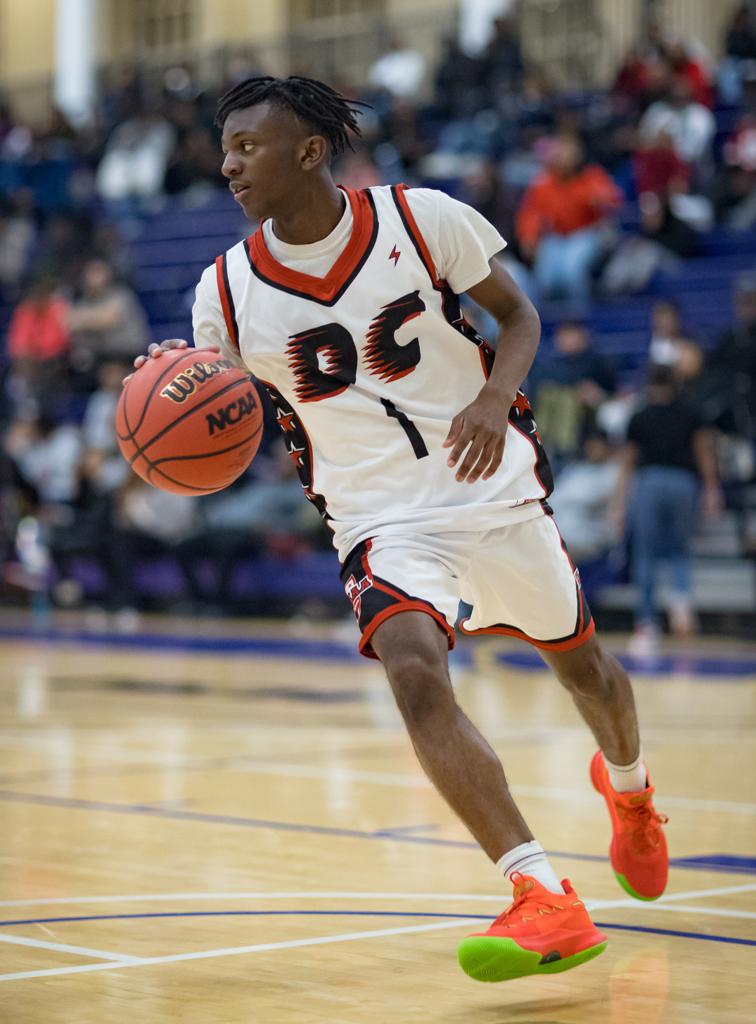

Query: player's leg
[371,609,607,983]
[539,632,639,767]
[341,535,606,982]
[370,610,532,861]
[459,512,669,901]
[542,634,669,901]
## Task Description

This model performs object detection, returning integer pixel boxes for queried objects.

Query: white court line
[0,917,480,984]
[0,882,754,984]
[616,904,756,921]
[2,881,755,910]
[0,932,143,962]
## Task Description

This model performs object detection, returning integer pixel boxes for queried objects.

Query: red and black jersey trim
[391,185,497,376]
[243,188,379,306]
[215,254,240,352]
[507,389,554,497]
[340,538,455,660]
[390,183,443,289]
[256,377,331,524]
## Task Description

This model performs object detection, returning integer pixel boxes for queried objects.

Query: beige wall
[0,0,742,116]
[0,0,55,81]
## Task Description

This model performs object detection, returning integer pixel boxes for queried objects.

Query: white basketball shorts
[339,507,594,660]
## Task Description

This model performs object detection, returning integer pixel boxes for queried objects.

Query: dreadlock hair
[214,75,369,159]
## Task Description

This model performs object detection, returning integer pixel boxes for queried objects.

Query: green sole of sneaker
[614,870,661,901]
[457,937,608,983]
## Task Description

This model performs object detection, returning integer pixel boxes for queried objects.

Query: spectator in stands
[46,360,130,616]
[549,430,621,563]
[719,3,756,103]
[68,260,149,386]
[638,76,715,171]
[665,38,713,108]
[6,277,71,413]
[726,3,756,60]
[96,107,176,205]
[4,412,81,506]
[705,272,756,440]
[81,359,131,490]
[633,127,690,197]
[163,127,222,196]
[516,133,621,304]
[433,37,486,119]
[109,476,202,620]
[368,37,426,101]
[610,364,721,652]
[481,16,525,97]
[714,109,756,229]
[182,443,326,609]
[601,190,697,295]
[530,320,615,460]
[647,299,703,383]
[0,193,35,301]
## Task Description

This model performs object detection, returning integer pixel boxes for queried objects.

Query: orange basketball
[116,348,263,495]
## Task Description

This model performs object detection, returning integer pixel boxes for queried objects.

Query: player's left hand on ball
[443,388,509,483]
[122,339,219,385]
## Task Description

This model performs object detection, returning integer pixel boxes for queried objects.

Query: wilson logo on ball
[160,359,237,403]
[206,390,258,435]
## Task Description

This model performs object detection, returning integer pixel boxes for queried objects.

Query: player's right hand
[123,339,220,384]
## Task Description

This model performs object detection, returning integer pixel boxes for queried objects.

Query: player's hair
[214,75,368,157]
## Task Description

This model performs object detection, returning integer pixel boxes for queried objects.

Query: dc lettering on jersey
[345,569,374,617]
[364,290,425,382]
[286,290,426,399]
[286,323,356,403]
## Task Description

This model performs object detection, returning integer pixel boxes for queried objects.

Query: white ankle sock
[603,750,647,793]
[497,840,563,894]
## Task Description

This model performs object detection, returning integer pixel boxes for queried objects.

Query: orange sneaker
[457,873,607,983]
[590,750,669,901]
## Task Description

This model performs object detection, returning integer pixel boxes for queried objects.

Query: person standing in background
[516,134,621,305]
[610,364,721,652]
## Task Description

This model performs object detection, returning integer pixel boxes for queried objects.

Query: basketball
[116,348,263,495]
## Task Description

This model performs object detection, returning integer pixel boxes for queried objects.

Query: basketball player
[134,77,668,983]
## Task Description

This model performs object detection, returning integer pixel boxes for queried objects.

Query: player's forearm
[484,299,541,403]
[466,262,541,405]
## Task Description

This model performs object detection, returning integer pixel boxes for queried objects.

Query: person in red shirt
[516,134,621,305]
[7,277,71,409]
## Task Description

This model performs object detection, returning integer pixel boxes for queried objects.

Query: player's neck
[269,180,346,246]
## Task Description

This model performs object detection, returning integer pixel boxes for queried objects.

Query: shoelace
[619,797,669,854]
[491,875,581,928]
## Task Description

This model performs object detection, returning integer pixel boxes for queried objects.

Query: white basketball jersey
[193,185,553,560]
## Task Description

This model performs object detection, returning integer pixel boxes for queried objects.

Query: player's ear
[300,134,328,171]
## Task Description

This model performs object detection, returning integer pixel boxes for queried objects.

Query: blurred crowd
[1,4,755,641]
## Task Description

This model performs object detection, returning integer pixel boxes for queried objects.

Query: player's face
[220,103,306,220]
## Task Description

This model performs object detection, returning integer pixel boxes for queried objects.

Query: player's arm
[444,261,541,483]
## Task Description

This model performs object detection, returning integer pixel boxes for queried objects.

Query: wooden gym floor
[0,610,754,1023]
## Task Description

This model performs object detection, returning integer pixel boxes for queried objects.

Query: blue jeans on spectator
[534,227,605,304]
[630,466,699,626]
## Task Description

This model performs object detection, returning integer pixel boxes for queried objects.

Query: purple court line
[0,624,754,677]
[0,910,753,949]
[1,789,754,876]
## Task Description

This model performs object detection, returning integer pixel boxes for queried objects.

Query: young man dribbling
[134,76,668,983]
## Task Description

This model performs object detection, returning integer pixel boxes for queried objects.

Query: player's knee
[383,647,452,729]
[555,643,617,698]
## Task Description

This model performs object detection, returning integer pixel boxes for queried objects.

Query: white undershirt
[263,194,353,279]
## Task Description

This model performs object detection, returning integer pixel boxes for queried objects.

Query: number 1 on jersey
[381,398,429,460]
